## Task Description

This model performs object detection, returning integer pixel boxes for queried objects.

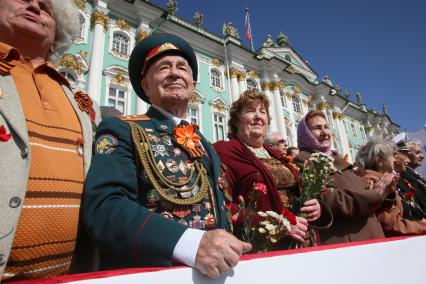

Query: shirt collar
[0,42,21,61]
[151,105,191,126]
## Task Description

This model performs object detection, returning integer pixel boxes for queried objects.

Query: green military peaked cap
[129,33,198,103]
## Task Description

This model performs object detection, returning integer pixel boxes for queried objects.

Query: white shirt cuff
[172,228,205,267]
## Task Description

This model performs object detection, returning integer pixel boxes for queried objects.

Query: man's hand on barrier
[195,229,252,278]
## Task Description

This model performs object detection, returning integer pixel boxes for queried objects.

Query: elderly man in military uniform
[84,33,251,278]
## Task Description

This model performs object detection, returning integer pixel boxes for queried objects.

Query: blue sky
[151,0,426,131]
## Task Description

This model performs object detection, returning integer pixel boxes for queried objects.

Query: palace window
[79,14,85,39]
[246,79,257,90]
[360,127,366,139]
[108,86,126,114]
[292,95,302,113]
[112,33,130,55]
[210,69,222,89]
[351,123,358,137]
[280,92,287,108]
[187,106,199,125]
[213,113,226,142]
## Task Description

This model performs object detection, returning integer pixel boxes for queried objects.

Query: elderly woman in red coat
[213,90,332,248]
[294,110,393,244]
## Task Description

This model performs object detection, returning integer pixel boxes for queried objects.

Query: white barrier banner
[20,236,426,284]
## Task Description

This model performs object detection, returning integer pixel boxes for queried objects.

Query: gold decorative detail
[116,19,130,31]
[317,102,331,111]
[228,68,239,79]
[271,80,284,90]
[91,10,109,32]
[74,0,86,10]
[261,81,271,91]
[78,50,87,60]
[332,112,345,120]
[284,117,291,126]
[213,102,227,112]
[136,29,150,42]
[302,99,309,107]
[237,72,246,81]
[58,54,82,75]
[246,70,257,78]
[292,86,301,94]
[211,58,221,67]
[111,70,127,87]
[286,65,295,73]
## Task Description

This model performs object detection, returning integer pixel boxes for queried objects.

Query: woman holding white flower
[213,90,332,250]
[295,110,390,245]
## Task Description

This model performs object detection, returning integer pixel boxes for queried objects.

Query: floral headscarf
[297,113,332,155]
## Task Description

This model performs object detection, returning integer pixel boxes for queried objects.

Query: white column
[285,92,298,146]
[272,81,286,137]
[230,69,240,102]
[334,114,351,159]
[87,9,108,104]
[261,81,278,133]
[238,76,246,94]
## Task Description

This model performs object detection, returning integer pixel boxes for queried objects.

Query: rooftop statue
[276,31,289,47]
[193,12,203,28]
[167,0,178,15]
[263,34,275,47]
[355,91,363,105]
[223,22,240,39]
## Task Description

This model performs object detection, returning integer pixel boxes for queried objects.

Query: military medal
[204,213,216,228]
[192,204,201,214]
[152,144,168,157]
[147,133,161,143]
[189,215,205,229]
[165,159,179,173]
[172,148,183,157]
[173,206,191,219]
[179,160,187,175]
[162,135,172,146]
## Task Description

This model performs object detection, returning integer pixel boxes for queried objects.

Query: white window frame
[351,123,358,137]
[104,66,132,115]
[213,113,227,142]
[107,86,127,115]
[360,126,366,139]
[74,11,89,44]
[246,78,258,90]
[111,32,130,55]
[208,66,225,93]
[292,95,302,113]
[108,26,135,61]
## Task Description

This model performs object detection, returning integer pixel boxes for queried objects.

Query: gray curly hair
[48,0,80,62]
[355,137,395,171]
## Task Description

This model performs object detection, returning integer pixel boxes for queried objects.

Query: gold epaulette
[118,114,150,122]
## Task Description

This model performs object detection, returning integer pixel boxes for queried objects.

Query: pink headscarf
[297,113,333,155]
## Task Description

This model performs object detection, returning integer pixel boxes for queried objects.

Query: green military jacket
[83,107,231,270]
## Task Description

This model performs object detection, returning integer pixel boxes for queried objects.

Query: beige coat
[295,150,385,245]
[0,75,100,277]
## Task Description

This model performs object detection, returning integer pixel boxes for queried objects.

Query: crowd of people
[0,0,425,282]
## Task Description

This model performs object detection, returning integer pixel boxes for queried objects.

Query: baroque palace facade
[62,0,399,162]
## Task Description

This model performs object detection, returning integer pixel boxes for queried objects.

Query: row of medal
[147,189,216,229]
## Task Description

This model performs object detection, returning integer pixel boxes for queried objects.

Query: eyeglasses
[277,139,287,144]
